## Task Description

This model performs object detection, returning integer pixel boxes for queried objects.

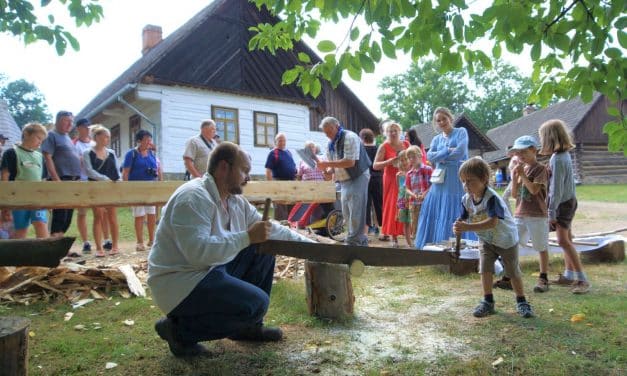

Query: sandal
[135,243,146,252]
[95,251,106,258]
[109,249,120,256]
[378,235,390,241]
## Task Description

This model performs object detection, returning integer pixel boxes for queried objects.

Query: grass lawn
[5,184,626,374]
[1,258,625,375]
[575,184,627,203]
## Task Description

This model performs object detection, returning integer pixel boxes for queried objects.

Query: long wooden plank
[0,180,336,209]
[258,240,457,266]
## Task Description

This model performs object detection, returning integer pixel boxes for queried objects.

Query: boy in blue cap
[508,135,550,293]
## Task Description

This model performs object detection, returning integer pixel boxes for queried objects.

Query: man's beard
[228,180,246,195]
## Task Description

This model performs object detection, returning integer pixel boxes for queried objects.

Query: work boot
[228,325,283,342]
[155,318,210,357]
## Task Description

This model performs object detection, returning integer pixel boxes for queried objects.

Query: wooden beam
[0,180,336,209]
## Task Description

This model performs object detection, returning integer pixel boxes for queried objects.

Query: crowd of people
[1,107,589,355]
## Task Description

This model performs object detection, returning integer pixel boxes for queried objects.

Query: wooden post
[304,261,354,320]
[0,317,31,376]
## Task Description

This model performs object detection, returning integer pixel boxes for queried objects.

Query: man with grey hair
[183,119,218,180]
[317,117,370,246]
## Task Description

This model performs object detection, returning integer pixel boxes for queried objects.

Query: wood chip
[0,262,147,305]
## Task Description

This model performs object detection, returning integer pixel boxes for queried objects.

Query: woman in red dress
[373,121,409,247]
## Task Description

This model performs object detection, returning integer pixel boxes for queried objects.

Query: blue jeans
[167,245,275,343]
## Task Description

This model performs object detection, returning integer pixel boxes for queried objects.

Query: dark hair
[75,118,90,127]
[359,128,375,143]
[135,129,153,143]
[405,128,423,147]
[208,141,245,175]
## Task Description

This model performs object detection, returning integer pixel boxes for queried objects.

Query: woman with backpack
[122,129,160,252]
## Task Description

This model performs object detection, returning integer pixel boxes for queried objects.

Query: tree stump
[305,261,355,320]
[0,317,31,376]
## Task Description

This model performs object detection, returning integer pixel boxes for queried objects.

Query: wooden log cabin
[484,94,627,184]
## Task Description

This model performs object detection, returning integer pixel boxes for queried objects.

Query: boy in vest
[0,123,49,239]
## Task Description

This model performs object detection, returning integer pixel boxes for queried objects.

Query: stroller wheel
[326,209,347,241]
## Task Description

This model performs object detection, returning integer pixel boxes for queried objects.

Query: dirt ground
[66,200,626,373]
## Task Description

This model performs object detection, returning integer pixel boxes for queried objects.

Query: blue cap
[75,118,90,127]
[508,135,539,152]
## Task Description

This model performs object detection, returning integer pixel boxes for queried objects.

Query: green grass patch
[575,184,627,203]
[4,257,623,375]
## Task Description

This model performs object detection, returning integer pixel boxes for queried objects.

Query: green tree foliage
[466,62,535,131]
[0,75,52,128]
[249,0,627,154]
[379,60,532,131]
[378,59,472,127]
[0,0,103,55]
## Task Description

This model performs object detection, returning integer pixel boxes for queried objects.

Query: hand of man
[247,221,272,244]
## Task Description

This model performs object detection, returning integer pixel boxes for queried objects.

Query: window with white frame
[254,111,277,147]
[212,106,239,143]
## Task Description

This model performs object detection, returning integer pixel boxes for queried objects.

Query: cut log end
[0,316,30,376]
[305,261,355,320]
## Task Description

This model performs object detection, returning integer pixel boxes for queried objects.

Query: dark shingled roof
[483,93,603,162]
[78,0,377,127]
[411,113,498,152]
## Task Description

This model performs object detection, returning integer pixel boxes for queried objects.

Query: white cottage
[0,99,22,151]
[77,0,379,178]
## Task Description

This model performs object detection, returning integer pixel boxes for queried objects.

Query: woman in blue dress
[415,107,475,249]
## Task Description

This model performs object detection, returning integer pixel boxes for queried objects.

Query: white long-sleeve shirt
[147,174,313,314]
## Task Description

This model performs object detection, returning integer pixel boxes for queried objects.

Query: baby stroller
[287,187,346,241]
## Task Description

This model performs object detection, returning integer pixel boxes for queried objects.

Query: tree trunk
[0,316,30,376]
[304,261,354,320]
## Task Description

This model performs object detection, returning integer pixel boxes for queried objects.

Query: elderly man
[148,142,313,357]
[41,111,82,241]
[317,117,370,246]
[182,119,218,180]
[264,132,296,220]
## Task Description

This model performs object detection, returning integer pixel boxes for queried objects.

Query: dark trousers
[366,175,383,227]
[168,245,275,343]
[50,176,79,234]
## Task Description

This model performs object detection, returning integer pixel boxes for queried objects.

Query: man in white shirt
[148,141,313,357]
[182,119,218,179]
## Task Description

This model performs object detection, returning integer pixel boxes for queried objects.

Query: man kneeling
[148,142,313,357]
